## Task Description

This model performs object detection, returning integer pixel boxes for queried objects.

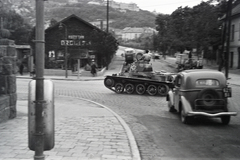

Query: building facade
[45,14,104,71]
[121,27,158,41]
[221,3,240,69]
[229,3,240,69]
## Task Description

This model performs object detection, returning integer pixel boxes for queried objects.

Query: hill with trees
[10,0,157,29]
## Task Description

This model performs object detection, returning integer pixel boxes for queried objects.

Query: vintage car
[166,69,237,125]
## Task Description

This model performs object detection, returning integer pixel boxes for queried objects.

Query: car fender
[180,96,193,114]
[227,98,238,113]
[167,90,174,104]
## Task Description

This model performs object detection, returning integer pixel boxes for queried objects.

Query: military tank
[104,52,176,96]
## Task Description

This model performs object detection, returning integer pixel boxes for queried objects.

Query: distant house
[122,27,157,41]
[119,2,139,11]
[221,3,240,69]
[105,0,139,12]
[69,0,78,3]
[88,1,101,5]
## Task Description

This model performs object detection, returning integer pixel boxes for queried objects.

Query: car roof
[182,69,224,75]
[179,69,227,88]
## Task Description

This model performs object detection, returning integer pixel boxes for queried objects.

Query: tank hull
[104,75,174,96]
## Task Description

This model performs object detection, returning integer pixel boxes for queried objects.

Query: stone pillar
[0,39,17,123]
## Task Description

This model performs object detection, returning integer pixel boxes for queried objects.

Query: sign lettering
[60,40,92,46]
[68,35,85,40]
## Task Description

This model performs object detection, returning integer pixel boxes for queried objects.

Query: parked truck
[176,52,203,72]
[124,48,136,65]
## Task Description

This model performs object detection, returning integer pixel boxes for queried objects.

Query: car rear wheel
[221,116,230,125]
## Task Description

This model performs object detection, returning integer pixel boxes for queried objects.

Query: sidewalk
[0,96,140,160]
[15,55,120,81]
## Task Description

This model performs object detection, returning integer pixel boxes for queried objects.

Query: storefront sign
[60,34,92,46]
[68,35,84,39]
[61,40,91,46]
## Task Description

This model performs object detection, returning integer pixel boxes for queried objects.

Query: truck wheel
[221,116,230,125]
[115,83,124,93]
[158,84,169,96]
[125,83,135,94]
[147,85,157,96]
[136,84,146,95]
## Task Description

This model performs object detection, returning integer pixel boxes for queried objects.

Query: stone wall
[0,41,17,123]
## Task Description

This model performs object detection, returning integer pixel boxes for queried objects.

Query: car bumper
[187,111,237,117]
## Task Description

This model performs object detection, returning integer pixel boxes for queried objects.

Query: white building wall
[230,17,240,69]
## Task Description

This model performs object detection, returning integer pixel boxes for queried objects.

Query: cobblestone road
[16,50,240,160]
[16,56,178,160]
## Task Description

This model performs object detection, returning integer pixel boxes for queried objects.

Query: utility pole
[59,22,68,78]
[105,0,109,69]
[34,0,45,159]
[106,0,109,33]
[225,0,232,79]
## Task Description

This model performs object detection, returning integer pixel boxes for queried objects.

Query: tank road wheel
[125,83,135,94]
[115,83,124,93]
[158,84,169,96]
[104,78,115,88]
[136,84,146,95]
[147,85,158,96]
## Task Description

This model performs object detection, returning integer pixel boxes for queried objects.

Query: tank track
[104,75,174,96]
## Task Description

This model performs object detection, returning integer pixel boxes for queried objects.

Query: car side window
[174,75,182,87]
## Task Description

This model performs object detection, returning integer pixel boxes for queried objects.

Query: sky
[114,0,209,14]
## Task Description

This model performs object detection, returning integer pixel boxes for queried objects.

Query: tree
[155,1,222,59]
[90,29,118,67]
[0,9,32,44]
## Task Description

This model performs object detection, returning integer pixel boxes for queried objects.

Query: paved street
[1,47,240,160]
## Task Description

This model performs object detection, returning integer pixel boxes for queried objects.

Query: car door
[173,75,182,111]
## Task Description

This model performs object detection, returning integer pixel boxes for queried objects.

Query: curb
[60,95,141,160]
[16,76,105,81]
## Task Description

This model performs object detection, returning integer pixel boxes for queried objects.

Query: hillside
[10,0,157,29]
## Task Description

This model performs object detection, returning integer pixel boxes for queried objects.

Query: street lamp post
[59,22,68,78]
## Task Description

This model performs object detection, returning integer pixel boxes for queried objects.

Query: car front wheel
[168,101,175,112]
[180,108,192,124]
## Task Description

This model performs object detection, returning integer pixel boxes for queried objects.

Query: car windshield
[195,79,219,86]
